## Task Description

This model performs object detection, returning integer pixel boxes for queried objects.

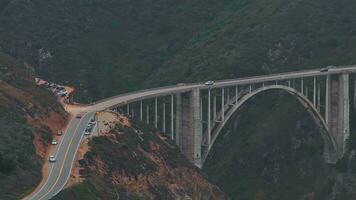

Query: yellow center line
[38,115,86,200]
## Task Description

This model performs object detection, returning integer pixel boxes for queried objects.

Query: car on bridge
[177,83,186,86]
[204,80,215,86]
[320,65,335,72]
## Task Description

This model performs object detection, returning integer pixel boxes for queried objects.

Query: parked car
[76,114,82,119]
[204,80,215,86]
[57,130,63,136]
[51,140,58,145]
[49,155,56,162]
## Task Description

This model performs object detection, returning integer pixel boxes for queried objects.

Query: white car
[49,155,56,162]
[204,80,215,86]
[51,140,58,145]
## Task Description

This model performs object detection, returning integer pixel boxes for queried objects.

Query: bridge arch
[201,85,339,166]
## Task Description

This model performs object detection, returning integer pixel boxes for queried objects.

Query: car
[57,130,63,136]
[76,114,82,119]
[57,90,67,96]
[204,80,215,86]
[89,119,96,125]
[49,155,56,162]
[84,129,91,135]
[51,140,58,145]
[176,83,186,86]
[320,65,335,72]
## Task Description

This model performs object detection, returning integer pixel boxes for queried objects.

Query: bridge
[27,65,356,200]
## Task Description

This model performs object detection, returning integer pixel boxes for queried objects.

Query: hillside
[0,0,228,102]
[53,115,228,200]
[0,49,67,199]
[150,0,356,85]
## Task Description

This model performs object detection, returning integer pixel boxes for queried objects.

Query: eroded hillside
[54,114,228,200]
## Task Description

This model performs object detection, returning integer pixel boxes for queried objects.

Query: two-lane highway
[27,113,94,200]
[25,66,356,199]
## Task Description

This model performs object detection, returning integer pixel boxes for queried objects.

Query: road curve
[26,66,356,199]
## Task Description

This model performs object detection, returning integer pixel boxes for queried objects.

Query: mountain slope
[149,0,356,85]
[0,49,66,199]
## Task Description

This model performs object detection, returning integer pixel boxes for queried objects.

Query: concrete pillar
[326,73,350,160]
[140,101,143,121]
[171,95,174,140]
[249,84,252,93]
[354,79,356,109]
[174,90,202,167]
[301,78,304,95]
[175,93,182,146]
[221,88,225,121]
[207,89,211,145]
[192,88,202,167]
[155,97,158,128]
[127,104,130,115]
[213,94,216,121]
[288,80,291,87]
[325,75,330,124]
[313,77,317,106]
[162,102,166,133]
[235,85,238,104]
[146,104,150,124]
[341,73,350,155]
[318,82,321,111]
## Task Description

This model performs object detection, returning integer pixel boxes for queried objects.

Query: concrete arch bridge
[94,66,356,168]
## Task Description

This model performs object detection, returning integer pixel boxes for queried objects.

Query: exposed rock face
[54,115,229,200]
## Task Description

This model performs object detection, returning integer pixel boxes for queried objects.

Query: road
[25,66,356,199]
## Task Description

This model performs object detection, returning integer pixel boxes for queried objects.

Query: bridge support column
[235,85,238,104]
[326,73,350,160]
[213,95,216,121]
[155,98,158,128]
[162,103,166,133]
[146,105,150,124]
[221,88,225,121]
[207,89,211,145]
[140,101,143,121]
[313,77,317,106]
[174,90,202,167]
[171,95,174,140]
